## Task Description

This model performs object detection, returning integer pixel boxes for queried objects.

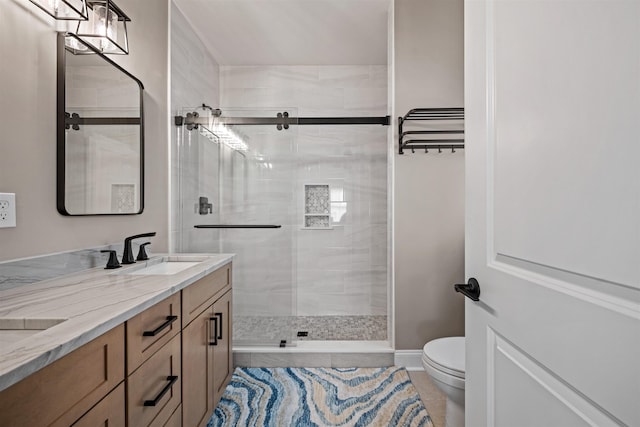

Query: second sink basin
[0,318,68,347]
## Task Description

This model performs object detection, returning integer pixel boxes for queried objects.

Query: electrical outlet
[0,193,16,228]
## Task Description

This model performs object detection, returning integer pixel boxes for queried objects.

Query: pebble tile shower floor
[234,315,387,343]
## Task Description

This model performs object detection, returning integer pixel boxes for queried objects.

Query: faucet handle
[100,250,121,269]
[136,242,151,261]
[199,196,213,215]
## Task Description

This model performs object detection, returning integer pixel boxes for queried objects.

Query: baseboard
[394,350,424,371]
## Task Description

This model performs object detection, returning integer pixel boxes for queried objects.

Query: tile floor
[408,370,447,427]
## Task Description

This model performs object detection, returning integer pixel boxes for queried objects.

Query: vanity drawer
[127,332,181,427]
[70,382,125,427]
[0,325,125,427]
[164,404,182,427]
[182,262,231,327]
[127,292,181,374]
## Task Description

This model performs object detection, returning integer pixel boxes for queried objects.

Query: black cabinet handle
[454,278,481,301]
[143,315,178,337]
[143,375,178,407]
[215,312,223,340]
[209,317,218,346]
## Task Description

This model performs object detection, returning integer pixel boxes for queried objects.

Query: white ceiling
[173,0,390,65]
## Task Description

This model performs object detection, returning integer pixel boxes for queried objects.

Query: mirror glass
[57,33,144,215]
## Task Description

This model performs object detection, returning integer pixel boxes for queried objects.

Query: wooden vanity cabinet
[0,325,125,427]
[0,261,233,427]
[181,263,233,427]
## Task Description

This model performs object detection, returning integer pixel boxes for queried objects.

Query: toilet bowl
[422,337,465,427]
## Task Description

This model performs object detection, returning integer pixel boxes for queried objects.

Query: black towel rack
[194,225,282,229]
[398,108,464,154]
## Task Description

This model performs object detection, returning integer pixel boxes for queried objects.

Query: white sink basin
[117,256,209,276]
[125,261,201,275]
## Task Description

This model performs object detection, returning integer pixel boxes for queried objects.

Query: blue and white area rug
[208,366,433,427]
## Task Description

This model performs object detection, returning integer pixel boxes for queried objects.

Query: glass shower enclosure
[175,106,389,347]
[176,107,298,346]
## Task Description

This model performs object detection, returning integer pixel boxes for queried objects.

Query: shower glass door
[177,107,298,347]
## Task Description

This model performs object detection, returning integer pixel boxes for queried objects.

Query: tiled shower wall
[219,66,388,318]
[170,3,221,253]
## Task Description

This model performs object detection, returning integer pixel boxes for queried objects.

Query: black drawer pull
[209,316,218,346]
[143,375,178,407]
[454,278,481,301]
[143,315,178,337]
[215,312,223,340]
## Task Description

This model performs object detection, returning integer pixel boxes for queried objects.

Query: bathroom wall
[218,65,388,317]
[0,0,169,262]
[393,0,465,349]
[170,1,221,252]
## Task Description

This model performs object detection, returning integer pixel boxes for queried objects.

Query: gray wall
[393,0,465,349]
[0,0,169,261]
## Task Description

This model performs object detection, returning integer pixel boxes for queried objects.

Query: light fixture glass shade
[72,0,130,54]
[64,32,90,54]
[29,0,88,20]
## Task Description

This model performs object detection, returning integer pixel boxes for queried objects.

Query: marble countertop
[0,253,234,392]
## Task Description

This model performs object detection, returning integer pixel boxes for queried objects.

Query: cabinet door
[212,290,232,406]
[182,306,215,427]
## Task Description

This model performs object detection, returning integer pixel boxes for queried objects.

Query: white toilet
[422,337,465,427]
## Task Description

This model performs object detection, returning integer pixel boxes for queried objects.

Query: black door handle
[454,278,480,301]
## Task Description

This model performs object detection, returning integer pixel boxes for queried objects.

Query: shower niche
[303,184,331,229]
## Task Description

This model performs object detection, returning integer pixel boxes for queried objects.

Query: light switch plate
[0,193,16,228]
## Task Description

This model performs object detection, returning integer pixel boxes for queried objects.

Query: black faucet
[122,232,156,264]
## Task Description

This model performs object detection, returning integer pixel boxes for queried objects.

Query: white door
[464,1,640,426]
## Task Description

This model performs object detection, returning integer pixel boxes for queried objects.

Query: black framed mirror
[57,32,144,215]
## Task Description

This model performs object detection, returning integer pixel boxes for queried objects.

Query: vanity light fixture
[66,0,130,55]
[29,0,88,20]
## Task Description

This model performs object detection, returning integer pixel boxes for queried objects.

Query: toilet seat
[422,337,465,379]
